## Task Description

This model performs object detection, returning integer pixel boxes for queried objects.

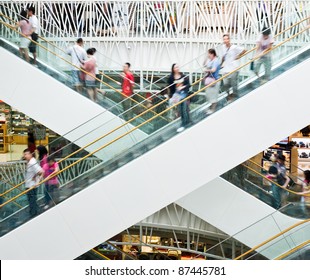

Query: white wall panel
[0,57,310,259]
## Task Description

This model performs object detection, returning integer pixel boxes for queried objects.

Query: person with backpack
[43,156,60,209]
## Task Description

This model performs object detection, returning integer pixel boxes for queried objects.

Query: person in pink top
[14,10,32,62]
[82,48,98,102]
[43,156,60,209]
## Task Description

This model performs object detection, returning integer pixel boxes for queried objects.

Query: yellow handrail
[90,249,111,260]
[0,21,309,208]
[0,17,167,122]
[0,178,23,209]
[106,241,138,260]
[234,219,310,260]
[248,156,302,181]
[242,159,310,196]
[242,162,310,197]
[0,12,154,99]
[1,16,308,198]
[275,239,310,260]
[0,12,144,89]
[191,17,310,87]
[248,159,305,185]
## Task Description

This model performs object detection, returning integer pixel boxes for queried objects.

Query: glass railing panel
[204,212,310,260]
[0,20,309,237]
[221,164,275,208]
[221,160,310,219]
[244,222,310,260]
[282,244,310,260]
[0,17,167,133]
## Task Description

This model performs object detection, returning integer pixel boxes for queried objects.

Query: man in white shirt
[220,34,246,103]
[24,148,43,217]
[27,6,40,66]
[67,38,88,94]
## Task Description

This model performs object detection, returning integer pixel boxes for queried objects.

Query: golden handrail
[0,20,309,208]
[191,17,310,87]
[234,219,310,260]
[275,239,310,260]
[0,17,168,122]
[242,162,310,197]
[90,249,111,260]
[0,178,23,209]
[0,12,156,101]
[248,159,305,185]
[242,163,309,197]
[105,241,138,260]
[0,12,145,89]
[1,15,309,198]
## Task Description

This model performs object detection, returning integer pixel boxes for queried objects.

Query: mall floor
[0,144,26,162]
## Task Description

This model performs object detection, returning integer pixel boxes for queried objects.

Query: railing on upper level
[0,0,309,75]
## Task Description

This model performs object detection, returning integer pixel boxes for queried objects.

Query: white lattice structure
[109,203,243,259]
[0,1,309,78]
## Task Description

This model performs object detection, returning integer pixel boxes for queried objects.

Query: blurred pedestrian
[204,49,221,114]
[272,154,290,209]
[220,34,246,103]
[168,64,188,120]
[254,27,274,82]
[43,156,60,209]
[174,77,191,133]
[27,6,40,66]
[82,48,98,102]
[15,10,31,63]
[24,148,43,217]
[67,38,87,94]
[121,62,134,120]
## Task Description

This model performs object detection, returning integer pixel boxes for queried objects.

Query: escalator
[0,23,151,161]
[177,161,310,259]
[232,219,310,260]
[0,9,171,131]
[0,10,308,160]
[280,242,310,260]
[0,19,309,259]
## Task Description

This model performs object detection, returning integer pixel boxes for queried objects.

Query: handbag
[169,92,182,106]
[204,76,216,87]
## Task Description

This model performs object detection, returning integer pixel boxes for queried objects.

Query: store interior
[0,100,60,162]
